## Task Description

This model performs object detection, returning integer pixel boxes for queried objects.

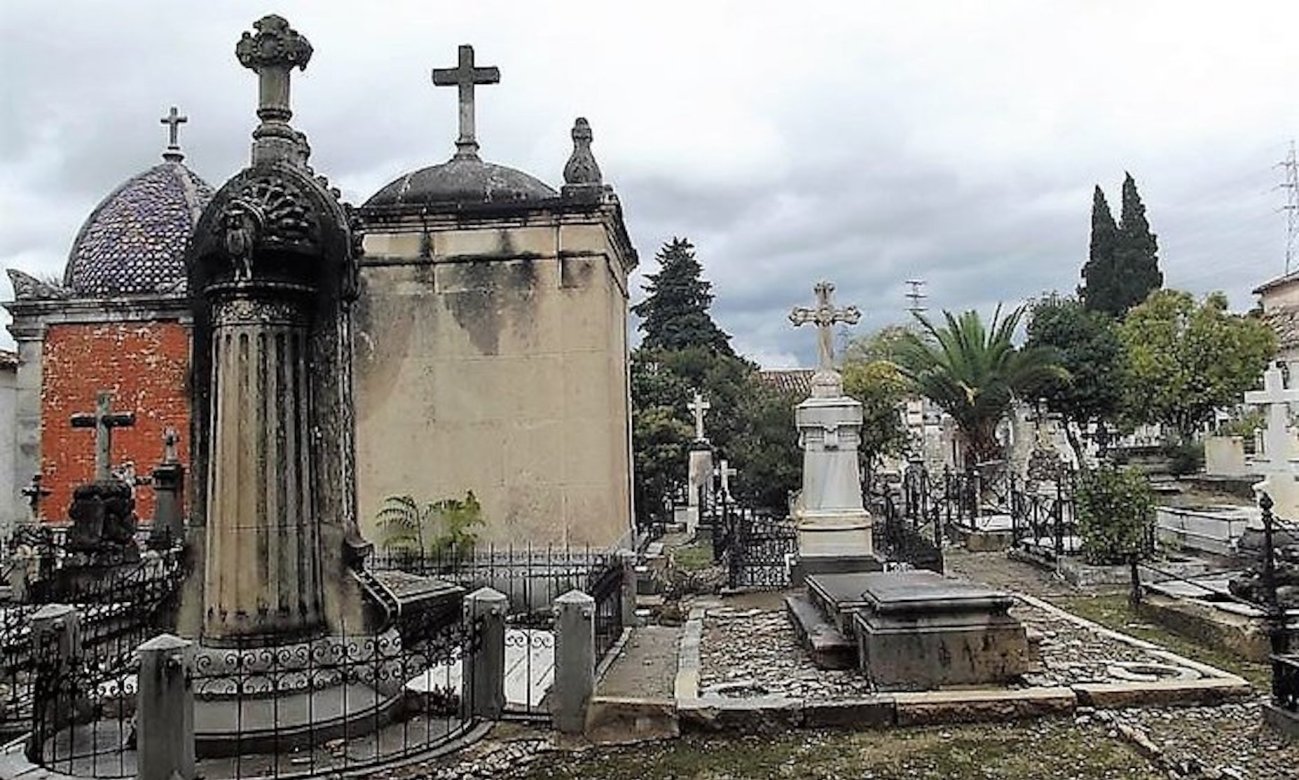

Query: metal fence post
[463,587,507,720]
[136,634,195,780]
[553,589,596,734]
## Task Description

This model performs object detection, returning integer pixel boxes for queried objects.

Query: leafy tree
[1079,186,1123,316]
[1075,465,1154,565]
[1024,295,1124,463]
[631,237,733,355]
[1118,290,1276,440]
[630,350,694,526]
[728,376,802,513]
[842,331,911,468]
[1115,172,1163,311]
[893,307,1066,466]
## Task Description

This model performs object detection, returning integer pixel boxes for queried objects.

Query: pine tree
[631,237,733,354]
[1079,186,1122,316]
[1115,172,1163,312]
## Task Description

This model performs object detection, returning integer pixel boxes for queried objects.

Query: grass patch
[671,541,717,573]
[519,723,1162,779]
[1051,592,1271,689]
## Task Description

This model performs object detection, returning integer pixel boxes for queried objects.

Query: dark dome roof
[64,161,213,296]
[364,156,556,209]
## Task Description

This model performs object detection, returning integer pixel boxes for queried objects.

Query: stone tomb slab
[815,570,1029,690]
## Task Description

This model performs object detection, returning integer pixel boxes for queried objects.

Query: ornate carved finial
[562,117,603,197]
[160,106,188,163]
[7,269,70,301]
[236,15,313,165]
[432,44,500,161]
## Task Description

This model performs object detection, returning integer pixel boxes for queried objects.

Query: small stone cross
[1245,362,1299,465]
[161,106,187,151]
[432,44,500,160]
[21,474,50,519]
[70,391,136,482]
[162,427,180,465]
[715,459,737,499]
[687,391,711,441]
[789,281,861,372]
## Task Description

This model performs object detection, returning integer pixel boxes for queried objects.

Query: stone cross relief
[1244,362,1299,465]
[70,391,136,482]
[789,281,861,372]
[432,44,500,159]
[687,391,711,441]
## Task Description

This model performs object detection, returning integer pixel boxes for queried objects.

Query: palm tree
[893,306,1065,466]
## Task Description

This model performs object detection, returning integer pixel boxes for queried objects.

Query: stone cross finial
[789,281,861,372]
[562,117,602,195]
[160,106,188,163]
[1245,362,1299,464]
[432,44,500,160]
[70,391,136,482]
[236,15,313,165]
[687,391,711,441]
[162,427,180,465]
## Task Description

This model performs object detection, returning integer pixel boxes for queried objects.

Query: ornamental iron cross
[686,390,711,441]
[70,391,136,482]
[789,281,861,372]
[432,44,500,160]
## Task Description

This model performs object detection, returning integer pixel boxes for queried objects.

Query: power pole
[1281,141,1298,274]
[905,279,928,316]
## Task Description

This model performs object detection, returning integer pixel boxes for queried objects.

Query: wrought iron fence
[1274,654,1299,716]
[589,559,625,661]
[872,481,944,574]
[721,509,797,590]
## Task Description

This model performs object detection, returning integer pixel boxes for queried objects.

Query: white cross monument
[789,281,878,579]
[684,390,714,537]
[1245,361,1299,524]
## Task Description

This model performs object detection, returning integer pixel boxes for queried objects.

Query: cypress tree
[1079,186,1122,316]
[631,237,733,354]
[1116,172,1163,312]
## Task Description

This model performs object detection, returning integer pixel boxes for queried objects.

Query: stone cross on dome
[160,105,188,162]
[70,391,136,482]
[687,391,711,441]
[432,44,500,160]
[790,281,861,373]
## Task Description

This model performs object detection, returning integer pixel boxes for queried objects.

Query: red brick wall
[41,321,191,523]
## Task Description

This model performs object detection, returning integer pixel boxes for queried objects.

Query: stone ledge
[802,697,896,729]
[672,607,704,701]
[1263,702,1299,740]
[1071,678,1253,709]
[585,696,678,745]
[893,686,1076,726]
[678,696,804,734]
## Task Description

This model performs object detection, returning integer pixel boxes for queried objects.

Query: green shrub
[1163,441,1204,476]
[1075,465,1155,565]
[377,491,485,554]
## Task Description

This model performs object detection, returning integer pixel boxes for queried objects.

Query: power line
[904,279,927,315]
[1280,140,1298,274]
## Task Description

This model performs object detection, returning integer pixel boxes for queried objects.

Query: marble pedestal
[686,443,713,537]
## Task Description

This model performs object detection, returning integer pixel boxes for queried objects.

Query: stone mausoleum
[4,44,637,551]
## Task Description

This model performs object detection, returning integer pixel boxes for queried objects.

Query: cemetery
[0,7,1296,780]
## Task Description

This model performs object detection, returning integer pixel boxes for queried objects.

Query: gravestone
[148,428,185,550]
[685,391,713,536]
[1205,435,1249,478]
[788,281,877,577]
[1243,362,1299,550]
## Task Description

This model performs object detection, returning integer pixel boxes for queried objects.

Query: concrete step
[784,592,856,671]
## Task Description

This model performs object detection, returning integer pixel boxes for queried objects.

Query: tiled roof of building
[759,368,814,396]
[63,161,213,296]
[1264,306,1299,353]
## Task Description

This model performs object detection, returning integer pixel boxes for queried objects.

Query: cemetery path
[595,624,680,700]
[944,547,1092,598]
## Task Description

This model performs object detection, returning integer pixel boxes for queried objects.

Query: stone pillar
[793,384,878,577]
[149,460,185,549]
[462,587,507,719]
[686,444,713,537]
[27,604,82,759]
[203,293,324,642]
[552,589,595,734]
[618,549,638,629]
[136,634,195,780]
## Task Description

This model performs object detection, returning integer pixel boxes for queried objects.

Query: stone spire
[160,106,188,163]
[562,117,603,197]
[236,14,313,166]
[432,44,500,161]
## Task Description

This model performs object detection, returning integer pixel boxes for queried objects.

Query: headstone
[148,427,185,549]
[788,281,877,577]
[1204,435,1248,477]
[552,589,595,734]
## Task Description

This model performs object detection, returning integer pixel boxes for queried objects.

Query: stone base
[952,526,1015,552]
[792,553,883,586]
[1264,701,1299,739]
[784,591,856,670]
[845,571,1029,691]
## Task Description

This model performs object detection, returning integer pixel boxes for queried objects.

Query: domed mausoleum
[4,113,208,523]
[356,46,637,548]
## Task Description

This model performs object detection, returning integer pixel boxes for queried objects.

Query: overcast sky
[2,1,1297,366]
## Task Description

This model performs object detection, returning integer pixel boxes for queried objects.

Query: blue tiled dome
[64,162,213,296]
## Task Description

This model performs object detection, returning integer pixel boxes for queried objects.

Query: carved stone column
[202,290,323,642]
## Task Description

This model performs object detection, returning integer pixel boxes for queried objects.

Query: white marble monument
[789,282,878,576]
[1245,361,1299,523]
[685,390,713,536]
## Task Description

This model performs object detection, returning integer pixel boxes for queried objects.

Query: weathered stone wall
[40,321,190,522]
[354,215,633,549]
[0,361,17,542]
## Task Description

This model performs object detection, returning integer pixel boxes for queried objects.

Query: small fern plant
[377,491,485,555]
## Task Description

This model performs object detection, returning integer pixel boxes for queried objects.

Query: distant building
[1254,270,1299,363]
[759,368,815,396]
